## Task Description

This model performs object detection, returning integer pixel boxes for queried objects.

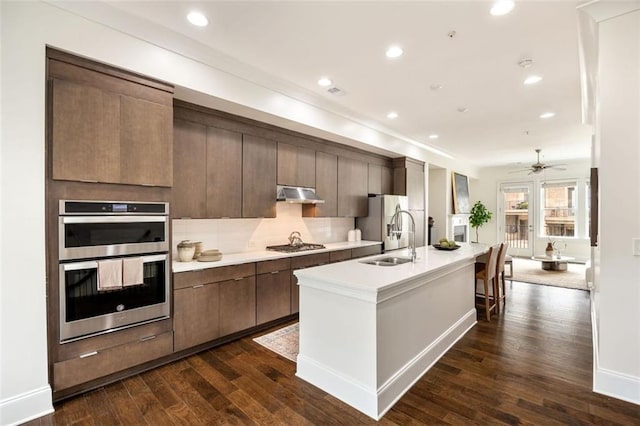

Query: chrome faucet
[389,209,417,262]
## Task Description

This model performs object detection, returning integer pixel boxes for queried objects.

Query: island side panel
[375,260,477,417]
[296,282,380,418]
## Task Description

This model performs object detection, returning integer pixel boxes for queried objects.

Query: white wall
[591,6,640,404]
[470,160,592,261]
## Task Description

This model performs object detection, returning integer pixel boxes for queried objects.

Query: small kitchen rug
[253,322,299,362]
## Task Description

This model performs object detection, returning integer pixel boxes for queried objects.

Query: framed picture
[452,172,470,214]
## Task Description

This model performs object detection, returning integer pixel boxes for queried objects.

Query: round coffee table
[531,255,575,271]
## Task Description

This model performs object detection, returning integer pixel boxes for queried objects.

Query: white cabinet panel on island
[293,243,488,420]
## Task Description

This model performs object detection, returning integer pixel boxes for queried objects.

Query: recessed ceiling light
[490,1,515,16]
[387,111,398,119]
[187,11,208,27]
[524,75,543,85]
[430,83,443,91]
[540,112,555,119]
[457,107,469,113]
[385,45,403,59]
[428,134,439,139]
[317,77,332,87]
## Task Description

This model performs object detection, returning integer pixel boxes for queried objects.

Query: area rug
[511,257,588,290]
[253,323,299,362]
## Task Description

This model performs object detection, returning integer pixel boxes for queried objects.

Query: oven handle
[61,215,167,224]
[61,253,168,271]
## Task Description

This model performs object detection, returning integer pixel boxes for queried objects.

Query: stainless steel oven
[58,200,170,342]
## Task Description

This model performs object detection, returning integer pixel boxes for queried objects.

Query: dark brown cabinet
[219,276,257,336]
[173,120,244,219]
[207,127,243,218]
[368,164,393,195]
[52,319,173,393]
[243,134,277,218]
[172,119,207,218]
[338,157,368,217]
[277,142,315,188]
[303,151,338,217]
[51,79,121,184]
[351,245,382,259]
[172,263,254,351]
[49,54,173,187]
[256,258,292,325]
[173,282,220,352]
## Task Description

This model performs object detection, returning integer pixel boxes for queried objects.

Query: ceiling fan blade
[548,166,567,171]
[508,168,532,174]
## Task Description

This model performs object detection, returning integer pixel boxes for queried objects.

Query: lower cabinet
[53,330,173,390]
[257,258,291,324]
[173,282,220,352]
[219,276,257,335]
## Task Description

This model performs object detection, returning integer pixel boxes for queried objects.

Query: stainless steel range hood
[276,185,325,204]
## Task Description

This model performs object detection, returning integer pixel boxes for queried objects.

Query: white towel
[97,259,123,291]
[122,257,144,287]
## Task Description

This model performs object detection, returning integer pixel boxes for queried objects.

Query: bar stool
[475,244,500,321]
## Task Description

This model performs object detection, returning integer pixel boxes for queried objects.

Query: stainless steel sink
[360,256,413,266]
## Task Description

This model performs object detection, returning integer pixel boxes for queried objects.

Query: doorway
[499,182,533,257]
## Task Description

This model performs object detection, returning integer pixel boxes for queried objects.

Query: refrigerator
[356,195,410,252]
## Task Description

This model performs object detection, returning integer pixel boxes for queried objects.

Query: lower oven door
[59,253,170,342]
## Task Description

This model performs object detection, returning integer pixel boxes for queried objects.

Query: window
[540,180,577,237]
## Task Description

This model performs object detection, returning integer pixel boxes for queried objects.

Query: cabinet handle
[192,284,204,289]
[271,270,280,274]
[234,277,244,281]
[79,351,98,359]
[140,335,157,342]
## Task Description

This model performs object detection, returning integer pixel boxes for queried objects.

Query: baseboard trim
[594,368,640,405]
[591,290,640,405]
[0,385,53,426]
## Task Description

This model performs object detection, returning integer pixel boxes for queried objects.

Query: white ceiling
[105,0,592,168]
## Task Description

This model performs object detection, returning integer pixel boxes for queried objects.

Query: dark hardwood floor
[28,281,640,425]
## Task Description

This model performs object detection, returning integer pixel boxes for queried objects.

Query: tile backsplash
[172,203,355,255]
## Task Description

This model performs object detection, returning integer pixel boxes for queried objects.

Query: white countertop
[295,243,488,300]
[172,240,382,273]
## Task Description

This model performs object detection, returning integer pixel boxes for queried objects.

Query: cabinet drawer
[351,245,382,259]
[329,249,352,263]
[53,331,173,390]
[174,263,255,289]
[56,319,172,362]
[256,258,291,275]
[291,252,331,269]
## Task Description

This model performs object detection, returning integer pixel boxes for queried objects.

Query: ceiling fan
[510,149,567,174]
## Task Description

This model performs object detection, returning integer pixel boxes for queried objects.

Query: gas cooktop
[266,243,326,253]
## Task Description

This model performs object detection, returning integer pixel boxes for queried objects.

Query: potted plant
[469,201,493,243]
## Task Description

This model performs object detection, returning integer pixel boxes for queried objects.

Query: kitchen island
[294,243,488,420]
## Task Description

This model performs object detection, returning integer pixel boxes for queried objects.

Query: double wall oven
[58,200,170,342]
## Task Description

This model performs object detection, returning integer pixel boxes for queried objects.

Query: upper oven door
[59,215,169,260]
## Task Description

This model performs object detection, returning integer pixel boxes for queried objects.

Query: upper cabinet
[393,158,425,211]
[337,156,368,217]
[243,134,277,218]
[303,151,338,217]
[48,49,173,187]
[277,142,315,188]
[172,119,207,219]
[368,164,393,195]
[207,127,243,218]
